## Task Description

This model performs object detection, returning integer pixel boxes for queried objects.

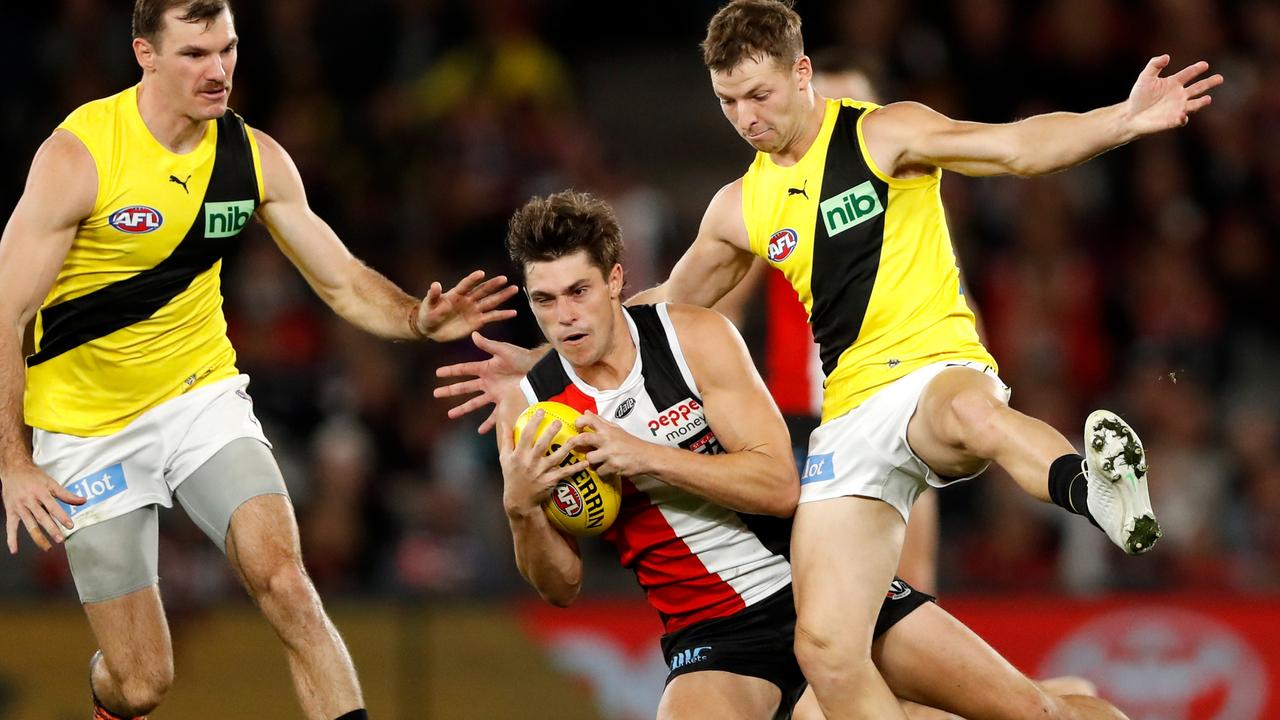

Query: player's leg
[67,506,174,718]
[896,489,937,593]
[873,602,1127,720]
[176,438,364,720]
[658,671,782,719]
[908,365,1158,554]
[792,496,909,720]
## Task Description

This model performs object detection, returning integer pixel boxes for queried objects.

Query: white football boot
[1084,410,1161,555]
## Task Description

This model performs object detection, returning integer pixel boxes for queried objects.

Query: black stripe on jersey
[27,111,260,367]
[809,106,889,377]
[526,349,573,401]
[627,305,697,410]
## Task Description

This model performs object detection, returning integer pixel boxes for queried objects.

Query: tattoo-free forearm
[643,443,797,517]
[0,328,34,474]
[324,259,421,341]
[1002,103,1135,177]
[508,510,582,606]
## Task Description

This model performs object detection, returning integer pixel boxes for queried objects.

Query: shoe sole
[1086,410,1162,554]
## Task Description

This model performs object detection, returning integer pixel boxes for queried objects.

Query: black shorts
[660,578,935,719]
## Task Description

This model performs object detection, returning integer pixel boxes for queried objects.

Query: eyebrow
[175,38,237,54]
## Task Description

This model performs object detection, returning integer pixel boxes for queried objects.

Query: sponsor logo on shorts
[614,397,635,419]
[886,579,912,600]
[801,453,834,484]
[669,645,712,670]
[767,228,799,263]
[58,464,128,517]
[204,199,254,238]
[821,181,884,237]
[647,399,706,443]
[108,205,163,234]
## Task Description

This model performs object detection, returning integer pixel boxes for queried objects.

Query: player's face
[144,8,239,121]
[525,252,625,368]
[711,55,812,154]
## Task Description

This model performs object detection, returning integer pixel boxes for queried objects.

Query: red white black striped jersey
[520,303,793,632]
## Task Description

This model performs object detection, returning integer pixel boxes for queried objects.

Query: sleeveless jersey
[25,85,263,436]
[741,97,995,423]
[520,304,792,633]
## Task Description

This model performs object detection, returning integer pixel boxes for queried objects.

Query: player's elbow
[539,578,581,608]
[763,459,801,518]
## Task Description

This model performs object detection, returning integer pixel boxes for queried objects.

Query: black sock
[335,711,369,720]
[1047,453,1098,528]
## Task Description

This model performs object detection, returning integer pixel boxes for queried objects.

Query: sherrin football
[513,401,621,536]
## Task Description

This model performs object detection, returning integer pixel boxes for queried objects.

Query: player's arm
[626,180,755,308]
[497,398,590,606]
[863,55,1222,178]
[0,131,94,552]
[569,306,798,517]
[252,129,516,342]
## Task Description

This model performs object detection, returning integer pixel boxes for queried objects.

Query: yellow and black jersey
[741,97,995,423]
[25,85,263,436]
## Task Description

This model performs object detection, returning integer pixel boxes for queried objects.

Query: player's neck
[136,80,210,155]
[573,307,637,391]
[770,92,827,167]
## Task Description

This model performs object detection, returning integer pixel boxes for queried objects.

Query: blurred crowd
[0,0,1277,604]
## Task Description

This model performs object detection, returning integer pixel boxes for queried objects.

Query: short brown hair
[702,0,804,73]
[133,0,231,45]
[506,192,623,282]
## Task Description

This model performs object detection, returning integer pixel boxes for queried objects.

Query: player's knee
[793,620,872,686]
[946,387,1006,449]
[116,661,174,713]
[254,561,320,618]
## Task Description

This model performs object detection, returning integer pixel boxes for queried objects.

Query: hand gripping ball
[513,401,621,536]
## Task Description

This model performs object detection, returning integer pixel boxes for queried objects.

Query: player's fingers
[477,284,520,308]
[446,394,495,419]
[575,412,602,433]
[434,378,483,398]
[1185,74,1223,98]
[1187,95,1213,113]
[533,420,562,455]
[554,459,589,481]
[49,482,85,506]
[40,495,76,530]
[436,360,485,379]
[424,282,443,306]
[451,269,487,296]
[1171,60,1210,85]
[468,276,509,299]
[478,410,497,435]
[18,508,51,552]
[1142,54,1170,78]
[6,510,17,554]
[29,505,65,546]
[563,433,599,454]
[480,309,519,324]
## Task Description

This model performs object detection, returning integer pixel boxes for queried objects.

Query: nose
[208,55,227,83]
[555,298,577,325]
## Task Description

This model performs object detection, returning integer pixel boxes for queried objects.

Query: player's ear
[134,37,158,73]
[608,263,624,299]
[795,55,813,91]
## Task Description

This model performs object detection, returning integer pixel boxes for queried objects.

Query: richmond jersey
[741,97,995,423]
[520,304,792,632]
[25,85,263,435]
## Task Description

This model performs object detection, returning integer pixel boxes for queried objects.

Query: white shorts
[32,374,271,537]
[799,361,1010,522]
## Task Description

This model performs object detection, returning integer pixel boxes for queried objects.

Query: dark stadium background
[1,1,1277,718]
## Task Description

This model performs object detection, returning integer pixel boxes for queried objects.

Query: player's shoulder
[664,303,739,343]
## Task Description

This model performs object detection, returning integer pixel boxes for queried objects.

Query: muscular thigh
[174,438,288,553]
[872,602,1052,720]
[659,671,782,720]
[906,366,1009,478]
[64,505,160,603]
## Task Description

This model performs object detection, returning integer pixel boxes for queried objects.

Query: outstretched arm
[253,129,517,341]
[627,180,756,308]
[864,55,1222,179]
[0,131,94,553]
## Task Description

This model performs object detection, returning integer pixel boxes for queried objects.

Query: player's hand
[497,410,589,519]
[566,412,653,478]
[435,333,545,433]
[1124,55,1223,135]
[416,270,519,342]
[1,462,83,553]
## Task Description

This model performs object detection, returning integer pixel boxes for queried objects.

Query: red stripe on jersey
[602,478,745,632]
[764,268,818,415]
[549,384,597,416]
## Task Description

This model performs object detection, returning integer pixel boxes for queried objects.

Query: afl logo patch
[615,398,636,419]
[551,482,585,518]
[109,205,164,234]
[767,228,799,263]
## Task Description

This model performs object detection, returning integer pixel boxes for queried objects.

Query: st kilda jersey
[519,304,792,632]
